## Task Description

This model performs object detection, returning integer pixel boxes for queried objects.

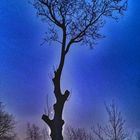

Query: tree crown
[33,0,127,49]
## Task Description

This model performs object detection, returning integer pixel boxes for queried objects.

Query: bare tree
[41,127,51,140]
[0,102,16,139]
[93,102,129,140]
[25,123,51,140]
[32,0,128,139]
[25,123,42,140]
[66,125,93,140]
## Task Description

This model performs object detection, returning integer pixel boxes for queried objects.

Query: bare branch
[93,102,129,140]
[33,0,128,50]
[0,102,16,139]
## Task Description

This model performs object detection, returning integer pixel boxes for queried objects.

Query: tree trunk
[42,28,69,140]
[42,51,70,140]
[42,70,70,140]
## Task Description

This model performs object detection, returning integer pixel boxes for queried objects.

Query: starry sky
[0,0,140,135]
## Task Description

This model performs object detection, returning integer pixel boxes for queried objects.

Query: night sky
[0,0,140,137]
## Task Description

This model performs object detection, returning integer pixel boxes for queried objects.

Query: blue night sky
[0,0,140,135]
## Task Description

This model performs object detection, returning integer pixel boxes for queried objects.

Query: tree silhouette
[93,102,129,140]
[25,123,51,140]
[25,123,42,140]
[41,127,51,140]
[0,102,16,140]
[32,0,128,139]
[66,126,92,140]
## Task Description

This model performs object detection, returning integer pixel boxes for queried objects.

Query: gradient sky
[0,0,140,136]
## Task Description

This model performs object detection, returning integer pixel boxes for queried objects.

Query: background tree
[41,127,51,140]
[65,125,92,140]
[25,123,42,140]
[32,0,128,139]
[25,123,50,140]
[93,102,129,140]
[0,102,16,140]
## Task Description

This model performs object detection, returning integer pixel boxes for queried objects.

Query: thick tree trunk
[50,70,70,140]
[42,49,70,140]
[42,70,70,140]
[42,28,69,140]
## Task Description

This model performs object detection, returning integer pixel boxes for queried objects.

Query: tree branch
[39,0,63,28]
[42,114,52,127]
